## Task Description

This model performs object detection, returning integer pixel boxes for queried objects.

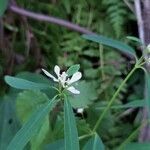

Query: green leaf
[66,64,80,76]
[31,117,49,150]
[16,72,52,84]
[123,142,150,150]
[145,72,150,119]
[68,81,97,108]
[83,133,105,150]
[126,36,143,45]
[15,72,56,98]
[16,90,50,150]
[16,90,49,123]
[0,98,20,150]
[96,100,145,110]
[63,0,71,14]
[64,98,79,150]
[83,50,99,57]
[84,69,99,79]
[45,139,64,150]
[7,96,58,150]
[0,0,8,16]
[82,34,136,58]
[5,75,50,90]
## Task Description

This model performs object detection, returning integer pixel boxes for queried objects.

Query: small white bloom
[147,44,150,52]
[42,65,82,94]
[42,69,58,82]
[147,57,150,64]
[77,108,84,114]
[67,72,82,85]
[67,86,80,94]
[54,65,60,78]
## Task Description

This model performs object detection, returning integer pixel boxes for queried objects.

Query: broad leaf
[16,72,51,84]
[67,64,80,76]
[82,34,136,58]
[0,98,20,150]
[64,98,79,150]
[5,76,50,90]
[83,133,105,150]
[16,90,49,122]
[7,96,58,150]
[68,81,97,108]
[45,139,64,150]
[16,90,50,150]
[15,72,56,98]
[0,0,8,16]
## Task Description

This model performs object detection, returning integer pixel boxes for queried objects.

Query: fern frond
[102,0,129,38]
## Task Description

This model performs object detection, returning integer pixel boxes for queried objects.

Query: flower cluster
[42,65,82,94]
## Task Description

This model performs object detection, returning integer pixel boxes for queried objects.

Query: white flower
[77,108,84,114]
[42,65,82,94]
[147,44,150,52]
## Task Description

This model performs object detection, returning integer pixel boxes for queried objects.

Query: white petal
[42,69,58,82]
[67,86,80,94]
[54,65,60,77]
[67,72,82,85]
[59,72,68,87]
[61,72,68,81]
[77,108,84,114]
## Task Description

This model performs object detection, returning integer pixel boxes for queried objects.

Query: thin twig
[123,0,135,13]
[9,5,94,34]
[134,0,145,44]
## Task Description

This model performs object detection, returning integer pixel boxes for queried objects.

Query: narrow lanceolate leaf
[4,76,50,90]
[126,36,143,45]
[82,34,136,58]
[0,99,20,150]
[64,98,79,150]
[45,139,65,150]
[83,133,105,150]
[96,100,145,110]
[145,72,150,119]
[66,64,80,77]
[123,142,150,150]
[7,97,57,150]
[0,0,8,16]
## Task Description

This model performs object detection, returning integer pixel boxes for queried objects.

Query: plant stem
[93,64,138,132]
[99,44,105,80]
[79,132,94,141]
[117,121,148,150]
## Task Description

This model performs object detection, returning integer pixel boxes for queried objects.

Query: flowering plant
[42,65,82,94]
[4,35,150,150]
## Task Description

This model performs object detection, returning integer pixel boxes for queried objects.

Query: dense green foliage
[1,0,150,150]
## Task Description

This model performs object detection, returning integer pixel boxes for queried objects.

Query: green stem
[99,44,105,80]
[117,121,148,150]
[93,64,138,132]
[79,132,94,141]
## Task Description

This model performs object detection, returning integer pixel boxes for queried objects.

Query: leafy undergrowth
[0,0,147,150]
